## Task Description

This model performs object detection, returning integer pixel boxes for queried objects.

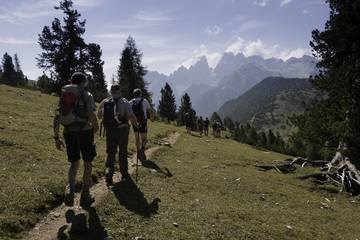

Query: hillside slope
[0,84,358,240]
[218,77,321,134]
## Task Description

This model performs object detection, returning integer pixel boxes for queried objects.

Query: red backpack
[56,85,87,128]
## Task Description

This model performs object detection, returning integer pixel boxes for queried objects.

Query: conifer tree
[86,43,108,102]
[291,0,360,162]
[14,53,25,86]
[37,0,87,93]
[178,93,196,126]
[158,82,177,122]
[210,112,222,124]
[117,36,149,101]
[1,53,16,86]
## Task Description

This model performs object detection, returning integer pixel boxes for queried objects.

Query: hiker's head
[133,88,142,98]
[110,84,121,94]
[71,72,86,85]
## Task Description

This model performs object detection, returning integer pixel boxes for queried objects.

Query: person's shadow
[57,207,108,240]
[141,160,173,177]
[111,178,161,218]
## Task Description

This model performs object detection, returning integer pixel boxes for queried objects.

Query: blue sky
[0,0,329,82]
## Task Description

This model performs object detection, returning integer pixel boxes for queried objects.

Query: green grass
[1,84,360,240]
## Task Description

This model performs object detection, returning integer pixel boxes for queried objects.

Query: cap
[111,84,121,90]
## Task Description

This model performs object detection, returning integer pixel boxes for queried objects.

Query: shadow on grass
[111,178,161,218]
[57,207,108,240]
[141,160,173,177]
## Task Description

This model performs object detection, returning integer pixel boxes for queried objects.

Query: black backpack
[101,97,126,129]
[131,98,145,126]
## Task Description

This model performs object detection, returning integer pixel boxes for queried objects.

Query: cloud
[225,37,245,54]
[302,9,312,16]
[204,25,222,37]
[253,0,269,7]
[0,37,35,45]
[238,20,267,32]
[135,9,173,22]
[224,37,310,60]
[280,0,293,7]
[177,44,222,70]
[0,0,104,25]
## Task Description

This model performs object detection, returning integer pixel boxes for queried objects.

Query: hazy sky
[0,0,330,83]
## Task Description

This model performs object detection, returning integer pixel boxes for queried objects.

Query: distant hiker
[184,112,192,134]
[197,116,204,136]
[130,88,155,162]
[97,84,139,185]
[212,120,222,138]
[203,117,210,136]
[53,72,99,207]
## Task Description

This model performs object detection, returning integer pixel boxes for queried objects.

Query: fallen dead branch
[256,157,327,173]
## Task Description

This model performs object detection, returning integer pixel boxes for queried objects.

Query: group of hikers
[53,72,154,207]
[184,112,222,138]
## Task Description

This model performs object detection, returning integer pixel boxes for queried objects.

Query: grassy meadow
[1,84,360,239]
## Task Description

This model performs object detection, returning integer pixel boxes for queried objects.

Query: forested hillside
[218,77,322,136]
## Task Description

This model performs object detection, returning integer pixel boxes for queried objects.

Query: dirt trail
[21,131,180,240]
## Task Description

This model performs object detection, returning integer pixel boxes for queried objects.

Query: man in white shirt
[130,88,155,161]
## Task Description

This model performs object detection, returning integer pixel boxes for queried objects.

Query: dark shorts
[64,129,96,162]
[133,119,148,133]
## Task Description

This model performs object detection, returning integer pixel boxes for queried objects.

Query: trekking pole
[135,153,139,184]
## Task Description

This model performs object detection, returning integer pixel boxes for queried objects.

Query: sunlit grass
[1,84,360,240]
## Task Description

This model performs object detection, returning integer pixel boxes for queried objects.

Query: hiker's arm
[148,108,155,122]
[96,101,104,119]
[129,114,140,129]
[53,117,65,151]
[88,109,99,133]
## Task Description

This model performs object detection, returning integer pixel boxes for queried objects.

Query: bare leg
[83,161,92,186]
[69,160,80,183]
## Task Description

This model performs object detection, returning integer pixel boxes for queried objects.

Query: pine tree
[260,131,268,148]
[37,0,87,93]
[1,53,16,86]
[178,93,196,126]
[223,116,235,130]
[268,129,275,149]
[86,43,108,102]
[117,36,149,101]
[210,112,222,124]
[247,125,259,146]
[37,74,53,94]
[291,1,360,162]
[14,53,25,86]
[158,82,177,122]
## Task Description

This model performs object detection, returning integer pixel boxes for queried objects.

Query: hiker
[97,84,139,185]
[197,116,204,136]
[212,120,222,138]
[53,72,99,206]
[203,117,210,136]
[184,112,192,134]
[130,88,155,162]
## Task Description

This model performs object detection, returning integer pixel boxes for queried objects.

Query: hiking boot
[121,172,131,181]
[80,191,95,206]
[105,168,113,185]
[64,184,74,206]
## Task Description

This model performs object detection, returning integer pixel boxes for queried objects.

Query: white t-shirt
[130,97,151,119]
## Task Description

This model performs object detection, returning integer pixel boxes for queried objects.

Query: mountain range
[144,52,319,117]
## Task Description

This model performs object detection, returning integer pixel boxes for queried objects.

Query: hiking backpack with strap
[131,98,145,126]
[101,97,127,129]
[56,85,87,129]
